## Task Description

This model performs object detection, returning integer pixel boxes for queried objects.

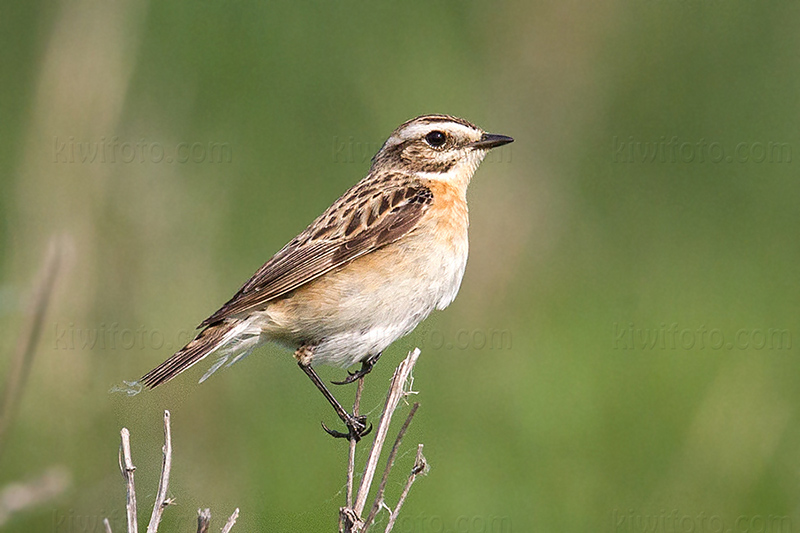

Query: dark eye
[425,130,447,148]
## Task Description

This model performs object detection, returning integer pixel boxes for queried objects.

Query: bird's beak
[469,133,514,150]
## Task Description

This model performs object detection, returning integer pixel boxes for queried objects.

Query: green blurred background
[2,1,800,531]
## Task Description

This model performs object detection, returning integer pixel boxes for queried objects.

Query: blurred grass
[2,0,800,531]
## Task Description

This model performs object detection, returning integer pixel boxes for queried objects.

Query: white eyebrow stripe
[385,122,480,148]
[384,121,480,148]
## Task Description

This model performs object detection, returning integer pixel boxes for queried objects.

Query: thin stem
[220,508,240,533]
[384,444,426,533]
[109,415,239,532]
[346,377,365,508]
[362,403,419,531]
[196,508,211,533]
[119,428,138,533]
[354,348,420,516]
[146,410,173,533]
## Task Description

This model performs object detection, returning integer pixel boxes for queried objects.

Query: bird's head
[371,114,513,189]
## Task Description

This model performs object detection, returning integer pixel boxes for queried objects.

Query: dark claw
[361,422,373,439]
[321,415,372,441]
[321,422,350,439]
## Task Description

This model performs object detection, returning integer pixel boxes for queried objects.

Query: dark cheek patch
[399,144,457,173]
[419,159,456,173]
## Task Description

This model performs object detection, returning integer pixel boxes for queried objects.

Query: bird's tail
[141,319,260,388]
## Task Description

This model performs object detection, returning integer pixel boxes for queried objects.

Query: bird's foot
[321,412,372,441]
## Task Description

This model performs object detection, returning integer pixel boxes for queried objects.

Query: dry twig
[146,411,173,533]
[362,403,419,530]
[354,348,420,516]
[118,428,138,533]
[196,508,211,533]
[339,348,428,532]
[108,412,238,533]
[221,508,240,533]
[383,444,427,533]
[346,377,365,508]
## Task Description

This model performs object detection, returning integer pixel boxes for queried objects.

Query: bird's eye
[425,130,447,148]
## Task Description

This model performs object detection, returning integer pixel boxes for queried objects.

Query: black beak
[469,133,514,150]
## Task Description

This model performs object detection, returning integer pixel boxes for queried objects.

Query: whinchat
[142,114,513,438]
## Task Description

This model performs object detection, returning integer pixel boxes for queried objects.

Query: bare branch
[362,402,419,530]
[353,348,421,517]
[221,508,240,533]
[383,444,427,533]
[196,508,211,533]
[146,410,173,533]
[340,507,362,533]
[346,377,365,508]
[119,428,138,533]
[108,416,238,533]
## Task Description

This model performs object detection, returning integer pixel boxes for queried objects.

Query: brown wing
[199,176,433,328]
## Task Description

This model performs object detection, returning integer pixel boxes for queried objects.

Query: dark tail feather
[141,321,236,388]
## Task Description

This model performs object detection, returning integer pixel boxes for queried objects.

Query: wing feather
[199,177,433,328]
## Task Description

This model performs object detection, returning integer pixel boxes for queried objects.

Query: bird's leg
[295,347,372,441]
[331,352,383,386]
[298,362,372,440]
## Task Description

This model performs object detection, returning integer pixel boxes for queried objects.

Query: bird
[141,114,513,439]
